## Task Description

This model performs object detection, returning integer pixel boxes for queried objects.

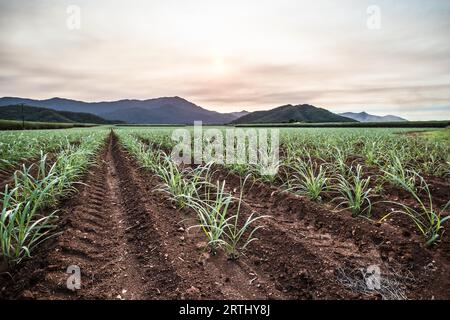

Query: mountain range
[0,96,409,124]
[0,97,248,124]
[339,111,407,122]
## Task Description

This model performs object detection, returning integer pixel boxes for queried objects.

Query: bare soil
[211,169,450,299]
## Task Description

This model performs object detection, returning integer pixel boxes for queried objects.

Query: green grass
[334,165,373,217]
[0,127,109,170]
[3,124,447,265]
[0,130,108,268]
[232,121,450,128]
[411,128,450,143]
[286,157,328,201]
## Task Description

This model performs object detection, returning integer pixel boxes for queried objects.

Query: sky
[0,0,449,120]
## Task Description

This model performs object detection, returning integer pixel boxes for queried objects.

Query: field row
[120,127,449,246]
[0,127,449,299]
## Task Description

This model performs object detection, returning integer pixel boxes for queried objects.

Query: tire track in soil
[1,135,182,299]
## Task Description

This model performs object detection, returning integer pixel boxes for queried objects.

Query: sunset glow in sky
[1,0,449,119]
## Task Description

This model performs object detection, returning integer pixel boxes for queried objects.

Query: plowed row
[1,134,449,299]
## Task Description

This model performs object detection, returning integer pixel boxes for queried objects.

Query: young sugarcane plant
[186,180,233,254]
[286,157,328,202]
[252,160,282,184]
[186,175,267,259]
[226,163,250,177]
[0,131,105,269]
[221,174,267,260]
[381,171,450,246]
[334,164,373,217]
[420,153,448,178]
[382,155,417,192]
[12,153,55,205]
[363,141,380,166]
[140,145,162,172]
[1,183,58,268]
[155,154,212,209]
[251,148,282,184]
[333,147,349,176]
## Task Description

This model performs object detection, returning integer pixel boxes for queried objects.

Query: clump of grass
[221,175,267,259]
[334,164,372,217]
[331,147,349,176]
[381,172,450,246]
[226,163,251,177]
[155,154,212,209]
[1,132,105,269]
[287,157,328,201]
[1,184,58,268]
[382,155,417,191]
[186,175,266,259]
[187,180,232,254]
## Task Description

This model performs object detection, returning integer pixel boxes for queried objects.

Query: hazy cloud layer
[0,0,449,119]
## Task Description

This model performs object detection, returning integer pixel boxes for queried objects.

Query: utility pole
[21,103,25,130]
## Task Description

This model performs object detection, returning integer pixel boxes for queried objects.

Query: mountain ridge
[0,97,408,124]
[339,111,407,122]
[0,96,246,124]
[232,104,357,124]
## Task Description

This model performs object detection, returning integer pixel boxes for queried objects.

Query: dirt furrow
[113,134,288,299]
[2,133,448,300]
[0,136,181,299]
[212,169,450,299]
[2,134,288,300]
[210,172,381,298]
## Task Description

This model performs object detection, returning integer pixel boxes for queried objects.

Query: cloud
[0,0,449,120]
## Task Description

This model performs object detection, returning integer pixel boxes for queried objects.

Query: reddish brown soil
[254,152,450,269]
[0,161,36,192]
[0,168,14,192]
[1,134,449,300]
[210,169,450,299]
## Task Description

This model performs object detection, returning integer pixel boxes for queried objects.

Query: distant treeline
[0,119,99,130]
[232,121,450,128]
